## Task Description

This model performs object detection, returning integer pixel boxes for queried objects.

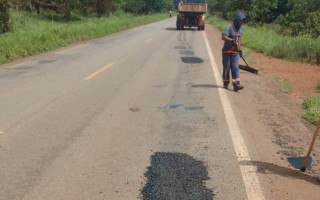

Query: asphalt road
[0,18,250,199]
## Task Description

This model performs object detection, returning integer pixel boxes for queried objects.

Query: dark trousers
[222,53,240,87]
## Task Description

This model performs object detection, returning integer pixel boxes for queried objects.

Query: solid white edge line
[203,31,265,200]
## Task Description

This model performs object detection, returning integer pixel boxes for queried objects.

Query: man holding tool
[222,11,246,91]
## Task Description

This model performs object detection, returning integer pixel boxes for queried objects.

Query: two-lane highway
[0,18,259,199]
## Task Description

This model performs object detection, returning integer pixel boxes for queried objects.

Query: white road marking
[203,31,265,200]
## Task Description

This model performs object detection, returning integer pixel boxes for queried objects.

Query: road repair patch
[181,57,204,64]
[141,152,214,200]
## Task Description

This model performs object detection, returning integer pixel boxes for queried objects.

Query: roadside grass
[206,15,320,65]
[242,48,249,57]
[302,97,320,125]
[275,78,292,94]
[0,12,168,64]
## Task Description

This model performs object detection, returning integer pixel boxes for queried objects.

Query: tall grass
[0,12,168,64]
[302,97,320,125]
[206,16,320,65]
[316,83,320,92]
[275,78,292,94]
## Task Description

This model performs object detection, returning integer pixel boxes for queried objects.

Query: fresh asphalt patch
[181,57,204,64]
[141,152,214,200]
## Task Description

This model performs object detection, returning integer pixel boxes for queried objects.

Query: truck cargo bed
[178,3,207,14]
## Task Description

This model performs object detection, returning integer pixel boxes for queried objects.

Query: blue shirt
[222,24,243,52]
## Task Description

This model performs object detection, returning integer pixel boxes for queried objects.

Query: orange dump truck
[176,0,207,30]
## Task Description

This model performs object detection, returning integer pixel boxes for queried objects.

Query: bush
[113,9,126,17]
[0,0,10,33]
[302,97,320,125]
[208,0,320,37]
[276,1,320,38]
[316,83,320,92]
[124,0,146,15]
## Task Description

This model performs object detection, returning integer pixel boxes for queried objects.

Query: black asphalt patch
[141,152,214,200]
[181,57,204,64]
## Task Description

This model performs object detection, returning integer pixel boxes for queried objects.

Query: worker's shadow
[240,160,320,185]
[191,84,221,89]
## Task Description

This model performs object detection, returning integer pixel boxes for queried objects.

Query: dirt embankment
[247,50,320,199]
[250,52,320,98]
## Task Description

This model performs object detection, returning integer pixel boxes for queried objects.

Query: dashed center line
[84,63,113,81]
[144,39,152,43]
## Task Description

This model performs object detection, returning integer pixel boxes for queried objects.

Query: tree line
[208,0,320,37]
[3,0,319,38]
[0,0,175,33]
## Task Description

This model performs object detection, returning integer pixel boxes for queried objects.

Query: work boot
[234,85,244,92]
[223,84,229,89]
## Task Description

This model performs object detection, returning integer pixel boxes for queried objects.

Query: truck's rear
[176,0,207,30]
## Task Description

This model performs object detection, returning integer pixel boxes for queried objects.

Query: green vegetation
[0,0,10,33]
[317,83,320,92]
[3,0,175,23]
[275,78,292,94]
[208,0,320,38]
[0,12,168,64]
[206,16,320,65]
[206,16,227,30]
[207,0,320,65]
[0,0,175,63]
[276,0,320,38]
[302,97,320,125]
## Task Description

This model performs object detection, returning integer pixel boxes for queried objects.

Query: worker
[221,11,246,91]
